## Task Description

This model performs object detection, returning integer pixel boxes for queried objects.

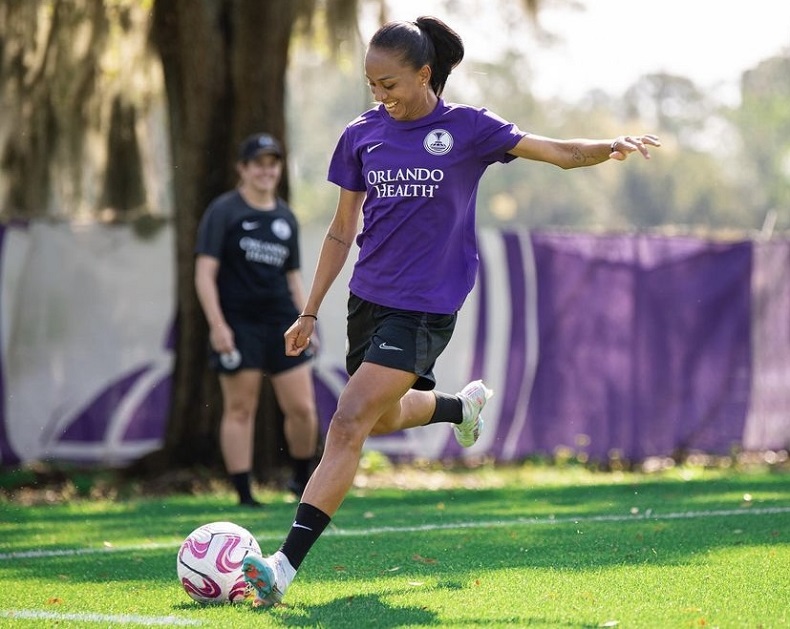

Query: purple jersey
[328,100,526,314]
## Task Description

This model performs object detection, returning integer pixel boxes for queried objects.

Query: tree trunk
[0,0,167,220]
[139,0,299,478]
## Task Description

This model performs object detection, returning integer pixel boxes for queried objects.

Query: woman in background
[195,133,319,506]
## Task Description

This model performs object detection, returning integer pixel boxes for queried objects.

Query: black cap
[238,133,283,162]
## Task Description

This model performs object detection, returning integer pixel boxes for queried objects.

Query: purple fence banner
[0,223,787,467]
[521,232,752,461]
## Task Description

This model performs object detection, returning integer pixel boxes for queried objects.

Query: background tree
[735,55,790,231]
[0,0,166,220]
[146,0,306,474]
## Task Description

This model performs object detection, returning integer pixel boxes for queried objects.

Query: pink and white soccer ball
[176,521,261,604]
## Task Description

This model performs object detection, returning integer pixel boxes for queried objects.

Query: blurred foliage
[0,0,168,220]
[3,0,789,235]
[734,56,790,228]
[285,5,790,235]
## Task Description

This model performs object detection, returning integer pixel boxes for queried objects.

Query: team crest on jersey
[423,129,453,156]
[271,218,292,240]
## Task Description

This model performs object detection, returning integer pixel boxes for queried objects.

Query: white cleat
[242,554,287,608]
[453,380,493,447]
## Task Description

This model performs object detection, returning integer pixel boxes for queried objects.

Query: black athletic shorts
[346,293,457,391]
[209,316,312,375]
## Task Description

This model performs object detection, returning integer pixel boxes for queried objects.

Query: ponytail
[414,17,464,97]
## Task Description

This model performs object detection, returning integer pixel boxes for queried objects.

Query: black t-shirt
[195,189,301,322]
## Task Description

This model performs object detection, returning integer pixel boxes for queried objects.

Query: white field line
[1,505,788,562]
[0,610,201,625]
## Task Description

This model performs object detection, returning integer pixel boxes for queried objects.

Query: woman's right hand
[284,316,315,356]
[209,321,235,354]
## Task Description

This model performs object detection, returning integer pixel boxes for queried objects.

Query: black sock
[427,391,463,425]
[280,502,331,570]
[230,471,256,504]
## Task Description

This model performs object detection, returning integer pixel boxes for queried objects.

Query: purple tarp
[1,224,787,466]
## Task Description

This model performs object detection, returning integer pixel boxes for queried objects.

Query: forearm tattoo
[327,231,351,248]
[571,145,593,164]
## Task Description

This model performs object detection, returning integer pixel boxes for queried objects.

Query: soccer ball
[176,521,261,604]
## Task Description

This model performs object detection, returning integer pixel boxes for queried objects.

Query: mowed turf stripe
[1,506,787,561]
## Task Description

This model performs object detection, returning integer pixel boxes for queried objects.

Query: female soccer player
[242,16,660,606]
[195,133,319,506]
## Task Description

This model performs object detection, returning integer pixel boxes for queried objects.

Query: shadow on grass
[270,591,439,627]
[0,494,300,551]
[173,584,598,629]
[341,474,789,524]
[167,589,440,627]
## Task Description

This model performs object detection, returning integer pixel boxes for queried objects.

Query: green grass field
[1,464,788,628]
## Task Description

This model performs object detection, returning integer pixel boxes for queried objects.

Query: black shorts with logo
[345,293,457,391]
[209,316,312,375]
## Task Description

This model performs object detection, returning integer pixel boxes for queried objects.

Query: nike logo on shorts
[379,342,403,351]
